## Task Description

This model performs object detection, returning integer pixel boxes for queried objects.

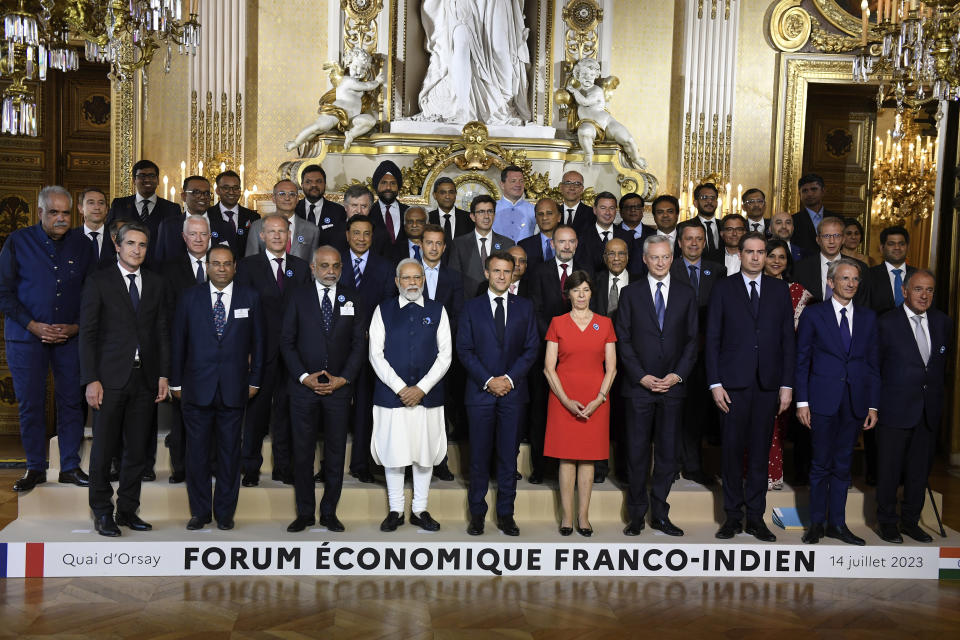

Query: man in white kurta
[369,259,452,532]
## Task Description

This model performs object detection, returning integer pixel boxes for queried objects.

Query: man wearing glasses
[618,193,650,241]
[245,180,319,263]
[107,159,181,267]
[707,214,747,275]
[692,183,721,254]
[742,188,769,235]
[793,216,869,306]
[557,170,595,233]
[207,170,260,258]
[154,175,235,264]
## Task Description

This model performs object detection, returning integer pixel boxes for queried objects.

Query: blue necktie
[213,291,226,338]
[127,274,139,312]
[749,280,759,317]
[893,268,904,306]
[195,259,204,284]
[494,297,505,343]
[353,257,362,287]
[688,264,700,296]
[544,237,554,261]
[654,281,665,330]
[413,244,422,262]
[322,287,334,335]
[839,307,851,353]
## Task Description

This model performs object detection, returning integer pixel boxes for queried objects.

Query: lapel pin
[297,235,305,243]
[592,323,600,331]
[337,294,346,303]
[285,269,294,277]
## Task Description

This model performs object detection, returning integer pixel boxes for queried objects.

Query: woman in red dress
[543,271,617,536]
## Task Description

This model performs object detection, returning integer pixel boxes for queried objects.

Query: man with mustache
[370,160,409,250]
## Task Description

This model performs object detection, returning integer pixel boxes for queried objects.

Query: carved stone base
[389,120,557,139]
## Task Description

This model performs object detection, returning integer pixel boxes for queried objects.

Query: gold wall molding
[812,0,861,36]
[769,0,811,52]
[110,39,139,199]
[770,0,870,54]
[190,91,243,180]
[342,0,382,52]
[557,0,602,129]
[682,112,732,191]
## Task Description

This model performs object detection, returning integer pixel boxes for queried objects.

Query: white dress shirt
[424,262,440,299]
[305,198,324,224]
[485,288,514,390]
[722,249,741,275]
[903,305,930,358]
[595,222,614,244]
[380,201,402,239]
[438,207,456,237]
[741,271,761,297]
[885,261,907,297]
[350,249,368,276]
[796,297,863,409]
[555,257,572,282]
[564,202,582,226]
[820,252,839,296]
[84,223,104,255]
[209,281,234,318]
[188,252,206,281]
[266,249,285,279]
[119,262,143,362]
[607,270,628,301]
[135,193,157,216]
[219,202,239,227]
[475,229,494,257]
[657,228,677,246]
[647,273,671,307]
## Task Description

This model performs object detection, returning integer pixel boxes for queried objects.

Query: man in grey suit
[448,195,515,298]
[245,180,318,263]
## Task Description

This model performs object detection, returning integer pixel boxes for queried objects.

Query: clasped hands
[561,393,604,420]
[28,321,77,345]
[640,373,680,394]
[485,376,513,398]
[302,370,347,396]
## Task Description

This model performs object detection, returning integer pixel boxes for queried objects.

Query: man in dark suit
[742,188,770,235]
[369,160,408,250]
[316,184,387,255]
[792,173,838,255]
[387,206,428,265]
[428,176,473,243]
[617,235,699,537]
[245,180,319,263]
[154,175,233,263]
[295,164,347,229]
[796,258,880,546]
[449,195,515,298]
[619,192,650,242]
[558,170,595,233]
[793,216,869,306]
[690,183,722,254]
[80,221,169,537]
[171,245,264,531]
[158,215,213,483]
[706,214,747,275]
[706,232,795,542]
[457,251,540,536]
[866,225,914,315]
[628,195,679,275]
[338,214,397,483]
[281,246,367,533]
[876,270,951,544]
[505,246,530,297]
[107,159,180,266]
[207,170,260,258]
[235,213,311,486]
[518,197,561,274]
[76,187,116,268]
[579,191,634,273]
[770,210,808,263]
[671,222,725,486]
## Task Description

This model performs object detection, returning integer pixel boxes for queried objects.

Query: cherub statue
[566,57,646,169]
[284,48,385,152]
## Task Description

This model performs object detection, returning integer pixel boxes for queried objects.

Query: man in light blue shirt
[493,165,536,243]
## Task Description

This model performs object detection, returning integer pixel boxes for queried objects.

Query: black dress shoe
[109,469,120,482]
[825,524,865,546]
[142,470,156,482]
[496,515,520,536]
[319,514,345,532]
[901,523,933,543]
[623,520,645,536]
[168,471,185,484]
[467,513,485,536]
[514,471,522,481]
[802,523,825,544]
[312,471,324,482]
[94,514,121,537]
[433,466,454,481]
[651,518,684,537]
[241,473,259,487]
[878,523,903,544]
[594,470,606,484]
[682,470,716,487]
[527,473,543,485]
[352,470,376,484]
[217,518,235,531]
[716,519,743,539]
[745,519,776,542]
[186,516,212,530]
[380,511,404,532]
[116,511,152,531]
[287,515,315,532]
[58,468,90,487]
[576,519,593,537]
[13,470,46,492]
[411,511,441,531]
[559,524,573,536]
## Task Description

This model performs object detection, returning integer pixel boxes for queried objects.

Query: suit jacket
[561,202,596,234]
[591,270,641,322]
[448,231,515,298]
[795,300,880,418]
[705,274,796,391]
[455,293,540,406]
[877,306,951,430]
[670,257,726,332]
[75,226,117,269]
[518,232,551,274]
[428,207,474,242]
[107,195,180,266]
[337,249,396,318]
[280,283,367,401]
[425,264,465,330]
[79,266,169,390]
[370,200,409,247]
[627,230,676,275]
[866,262,917,315]
[615,277,699,399]
[745,217,770,235]
[245,215,319,263]
[154,211,235,264]
[316,217,389,256]
[205,203,260,257]
[528,257,593,336]
[171,282,264,408]
[235,252,311,362]
[296,197,346,228]
[791,208,839,255]
[160,254,206,309]
[579,224,635,273]
[386,238,425,266]
[787,240,809,263]
[793,253,870,306]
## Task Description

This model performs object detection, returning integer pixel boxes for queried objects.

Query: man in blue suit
[706,232,795,542]
[457,251,540,537]
[876,270,951,544]
[171,245,263,531]
[796,257,880,546]
[0,186,96,492]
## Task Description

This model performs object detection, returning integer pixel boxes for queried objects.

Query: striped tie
[353,257,362,287]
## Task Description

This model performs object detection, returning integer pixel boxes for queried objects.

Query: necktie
[893,268,904,306]
[89,230,99,247]
[274,257,284,291]
[140,200,150,222]
[494,296,505,343]
[567,208,574,225]
[225,210,236,233]
[688,264,700,296]
[839,307,851,353]
[413,244,422,262]
[560,263,569,293]
[443,213,452,239]
[308,203,316,225]
[752,222,761,232]
[824,261,833,300]
[479,237,488,263]
[704,220,715,252]
[544,237,554,261]
[654,281,665,330]
[322,287,334,335]
[213,291,226,338]
[913,315,929,364]
[195,259,204,284]
[749,280,759,317]
[385,204,396,243]
[353,257,362,287]
[608,275,619,314]
[127,274,140,312]
[601,230,610,244]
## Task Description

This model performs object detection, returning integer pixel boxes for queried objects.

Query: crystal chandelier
[1,1,201,136]
[871,110,937,224]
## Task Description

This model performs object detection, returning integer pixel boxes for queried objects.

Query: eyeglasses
[134,172,158,180]
[217,185,242,192]
[183,190,211,197]
[560,181,583,187]
[697,195,718,202]
[819,233,843,240]
[604,251,629,257]
[743,198,765,205]
[274,191,299,198]
[723,227,746,234]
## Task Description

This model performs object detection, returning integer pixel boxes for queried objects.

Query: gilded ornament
[769,1,811,53]
[809,17,862,54]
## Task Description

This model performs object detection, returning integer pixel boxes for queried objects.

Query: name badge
[234,308,249,318]
[340,307,355,316]
[321,224,334,230]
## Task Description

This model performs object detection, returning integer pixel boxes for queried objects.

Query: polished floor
[1,436,959,638]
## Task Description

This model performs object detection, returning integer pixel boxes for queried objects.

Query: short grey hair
[643,234,674,256]
[826,256,861,281]
[404,206,427,222]
[182,214,210,234]
[38,185,72,212]
[343,184,374,204]
[261,212,290,229]
[904,268,936,288]
[395,257,424,279]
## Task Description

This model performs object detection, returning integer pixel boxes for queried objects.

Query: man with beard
[770,210,808,263]
[387,206,428,265]
[742,188,769,235]
[691,183,721,255]
[370,160,408,250]
[369,259,452,532]
[296,164,346,229]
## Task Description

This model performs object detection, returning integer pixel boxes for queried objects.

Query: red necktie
[385,204,396,243]
[560,263,569,293]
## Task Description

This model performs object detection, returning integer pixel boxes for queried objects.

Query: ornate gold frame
[812,0,863,35]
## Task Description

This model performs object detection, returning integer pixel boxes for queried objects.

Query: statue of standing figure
[567,57,646,169]
[285,48,385,152]
[414,0,532,125]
